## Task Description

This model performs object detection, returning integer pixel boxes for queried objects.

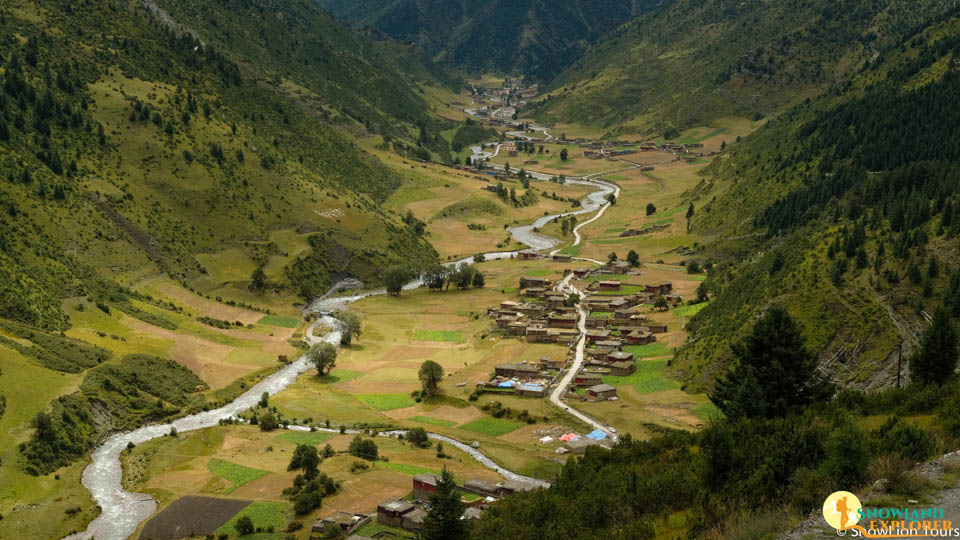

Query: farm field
[123,425,507,539]
[61,289,301,391]
[488,142,631,177]
[367,144,597,259]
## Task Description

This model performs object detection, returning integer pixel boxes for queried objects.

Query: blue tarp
[586,429,608,440]
[498,381,516,388]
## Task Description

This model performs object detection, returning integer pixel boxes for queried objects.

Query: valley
[6,1,960,539]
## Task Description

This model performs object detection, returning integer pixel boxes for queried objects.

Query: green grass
[673,302,710,318]
[356,393,417,411]
[587,274,633,282]
[215,501,287,536]
[207,458,269,494]
[559,243,582,257]
[603,358,681,394]
[376,461,441,477]
[604,227,626,233]
[257,315,300,328]
[623,343,674,358]
[413,330,464,343]
[523,268,554,277]
[410,416,457,427]
[458,416,525,437]
[458,489,482,501]
[320,369,366,384]
[595,285,643,295]
[276,430,336,445]
[589,311,613,318]
[693,401,723,421]
[354,521,410,539]
[688,275,707,281]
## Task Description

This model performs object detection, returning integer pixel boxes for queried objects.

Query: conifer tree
[910,306,958,385]
[422,469,467,540]
[711,307,831,418]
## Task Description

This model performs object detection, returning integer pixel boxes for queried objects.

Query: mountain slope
[316,0,662,81]
[531,0,959,131]
[674,11,960,391]
[0,0,441,332]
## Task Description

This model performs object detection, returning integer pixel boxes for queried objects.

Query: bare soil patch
[140,495,250,540]
[385,404,482,424]
[149,281,263,325]
[644,404,704,427]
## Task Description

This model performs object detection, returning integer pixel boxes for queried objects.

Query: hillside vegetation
[676,13,960,391]
[531,0,958,131]
[0,0,440,333]
[317,0,661,82]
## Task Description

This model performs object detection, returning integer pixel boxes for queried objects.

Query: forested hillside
[0,0,440,332]
[316,0,661,82]
[531,0,959,130]
[676,13,960,391]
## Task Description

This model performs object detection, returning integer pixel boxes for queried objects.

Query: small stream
[67,166,613,540]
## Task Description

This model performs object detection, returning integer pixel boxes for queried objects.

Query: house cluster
[373,473,537,534]
[488,293,580,346]
[554,429,615,454]
[312,512,372,537]
[476,356,564,398]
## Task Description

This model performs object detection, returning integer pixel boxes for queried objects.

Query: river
[66,165,614,540]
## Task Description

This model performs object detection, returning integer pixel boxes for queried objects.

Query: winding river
[66,167,616,540]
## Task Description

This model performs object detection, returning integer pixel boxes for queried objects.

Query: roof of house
[588,383,617,393]
[608,351,633,360]
[378,499,414,513]
[464,478,498,493]
[464,507,485,520]
[500,479,538,492]
[598,280,621,286]
[405,507,427,524]
[414,473,440,486]
[610,361,634,369]
[595,340,622,347]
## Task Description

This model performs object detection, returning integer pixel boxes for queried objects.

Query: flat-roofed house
[598,280,621,292]
[377,499,415,527]
[587,383,618,401]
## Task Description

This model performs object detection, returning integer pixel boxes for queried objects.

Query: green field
[692,401,723,421]
[413,330,464,343]
[207,458,269,493]
[623,343,674,358]
[215,501,287,536]
[458,417,525,437]
[356,393,417,411]
[320,369,366,384]
[276,430,336,446]
[673,302,710,318]
[410,416,457,427]
[376,461,441,477]
[523,268,554,277]
[603,359,682,394]
[257,315,300,328]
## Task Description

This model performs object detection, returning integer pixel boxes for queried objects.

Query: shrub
[867,454,932,496]
[823,424,870,487]
[235,515,254,535]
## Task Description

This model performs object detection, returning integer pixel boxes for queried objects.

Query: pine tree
[710,307,831,418]
[421,469,467,540]
[910,306,958,385]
